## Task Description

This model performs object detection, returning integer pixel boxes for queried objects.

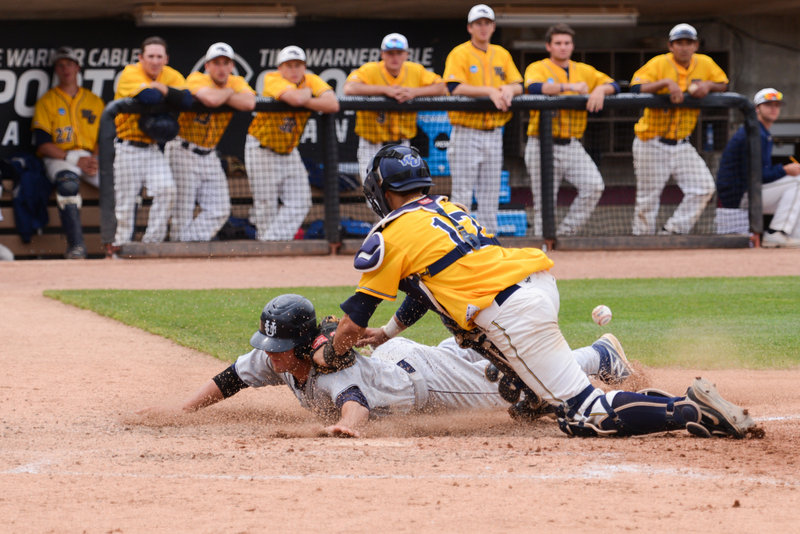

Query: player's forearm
[450,83,497,98]
[305,91,340,113]
[707,82,728,93]
[635,80,672,94]
[413,82,447,97]
[180,380,225,412]
[195,87,234,108]
[336,401,370,431]
[343,81,385,96]
[333,314,364,355]
[227,91,256,111]
[37,142,67,160]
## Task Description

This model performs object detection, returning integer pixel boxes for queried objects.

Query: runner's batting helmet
[250,294,317,358]
[363,145,433,217]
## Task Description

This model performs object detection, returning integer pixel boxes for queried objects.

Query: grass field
[45,276,800,369]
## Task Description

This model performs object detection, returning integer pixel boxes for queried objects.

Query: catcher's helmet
[249,294,317,357]
[363,145,432,217]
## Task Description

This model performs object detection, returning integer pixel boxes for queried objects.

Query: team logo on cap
[399,154,422,167]
[265,320,278,337]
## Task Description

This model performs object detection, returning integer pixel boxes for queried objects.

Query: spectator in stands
[344,33,446,183]
[443,4,523,234]
[245,46,339,241]
[717,88,800,248]
[629,23,728,235]
[167,43,255,242]
[31,46,105,259]
[523,23,619,236]
[112,36,191,251]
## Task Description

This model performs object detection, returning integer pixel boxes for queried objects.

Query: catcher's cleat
[593,333,633,385]
[508,396,557,422]
[685,377,756,439]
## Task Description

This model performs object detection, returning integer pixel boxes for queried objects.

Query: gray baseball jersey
[232,336,508,421]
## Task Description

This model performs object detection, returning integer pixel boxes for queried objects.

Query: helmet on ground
[250,294,317,358]
[363,145,433,217]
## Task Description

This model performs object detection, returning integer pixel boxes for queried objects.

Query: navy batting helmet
[138,112,179,144]
[363,145,432,218]
[249,294,317,358]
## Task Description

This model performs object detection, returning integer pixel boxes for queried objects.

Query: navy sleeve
[212,364,249,398]
[608,82,621,94]
[527,83,543,95]
[395,293,429,327]
[761,126,786,184]
[716,126,748,208]
[447,82,460,94]
[166,87,193,109]
[340,292,382,328]
[134,88,164,105]
[32,129,53,147]
[335,385,369,410]
[629,84,642,94]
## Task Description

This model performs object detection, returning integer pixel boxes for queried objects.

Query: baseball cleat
[593,333,633,384]
[685,377,756,439]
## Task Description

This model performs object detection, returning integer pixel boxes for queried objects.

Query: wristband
[65,151,82,166]
[381,316,405,339]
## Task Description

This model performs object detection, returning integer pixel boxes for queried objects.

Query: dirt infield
[2,249,799,533]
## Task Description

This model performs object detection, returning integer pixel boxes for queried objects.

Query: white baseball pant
[762,175,800,237]
[244,134,311,241]
[43,149,99,187]
[631,137,716,235]
[474,271,593,406]
[524,137,604,235]
[447,124,503,234]
[166,139,230,242]
[113,141,176,245]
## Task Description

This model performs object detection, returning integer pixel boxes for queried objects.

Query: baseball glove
[138,112,179,144]
[312,315,357,374]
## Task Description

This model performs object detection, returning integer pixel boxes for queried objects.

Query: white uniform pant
[759,175,800,237]
[447,124,503,233]
[244,135,311,241]
[113,141,175,245]
[43,149,99,187]
[166,139,230,242]
[474,271,593,406]
[632,137,715,235]
[524,137,604,235]
[357,137,411,183]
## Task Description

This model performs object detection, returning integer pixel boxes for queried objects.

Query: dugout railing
[96,93,760,256]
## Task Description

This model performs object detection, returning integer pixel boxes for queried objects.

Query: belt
[495,283,520,306]
[116,139,152,148]
[181,141,214,156]
[552,137,572,145]
[657,137,688,146]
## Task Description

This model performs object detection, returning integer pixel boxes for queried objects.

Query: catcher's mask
[363,144,432,218]
[250,294,317,359]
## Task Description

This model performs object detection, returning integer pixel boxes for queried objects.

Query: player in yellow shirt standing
[524,24,619,236]
[32,46,105,259]
[167,43,255,242]
[113,36,191,248]
[245,46,339,241]
[312,145,756,441]
[630,23,728,235]
[443,4,523,234]
[344,33,446,182]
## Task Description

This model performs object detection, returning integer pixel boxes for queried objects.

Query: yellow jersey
[347,61,442,144]
[247,71,333,154]
[32,87,104,153]
[631,53,728,141]
[355,196,553,329]
[114,63,187,143]
[179,72,255,148]
[524,59,613,138]
[443,41,523,130]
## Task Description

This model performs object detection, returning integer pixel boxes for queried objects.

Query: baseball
[591,305,612,326]
[688,82,699,94]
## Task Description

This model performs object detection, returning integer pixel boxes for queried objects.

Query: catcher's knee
[55,170,82,209]
[557,386,701,438]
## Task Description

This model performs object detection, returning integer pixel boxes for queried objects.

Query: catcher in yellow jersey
[524,24,619,236]
[167,43,255,242]
[32,47,105,259]
[112,36,191,249]
[442,4,522,234]
[313,144,757,440]
[630,23,728,235]
[344,33,446,183]
[245,46,339,241]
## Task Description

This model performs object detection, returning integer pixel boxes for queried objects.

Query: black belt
[552,137,572,145]
[181,141,214,156]
[495,283,520,306]
[116,139,152,148]
[396,359,416,374]
[657,137,688,146]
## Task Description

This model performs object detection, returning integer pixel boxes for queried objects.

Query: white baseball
[688,82,699,94]
[591,305,612,326]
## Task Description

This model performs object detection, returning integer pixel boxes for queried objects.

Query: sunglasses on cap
[383,39,406,50]
[762,91,783,102]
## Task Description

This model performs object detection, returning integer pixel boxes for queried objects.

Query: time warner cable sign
[0,21,460,161]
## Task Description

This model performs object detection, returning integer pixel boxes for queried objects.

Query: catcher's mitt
[311,315,357,374]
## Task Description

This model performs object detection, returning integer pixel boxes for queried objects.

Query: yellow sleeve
[501,49,523,84]
[585,64,614,89]
[229,75,256,94]
[524,61,549,86]
[307,74,333,97]
[185,72,211,94]
[443,44,468,84]
[115,65,149,99]
[263,73,294,99]
[417,65,442,85]
[631,55,664,86]
[346,63,376,83]
[698,55,729,83]
[160,66,186,89]
[355,240,406,301]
